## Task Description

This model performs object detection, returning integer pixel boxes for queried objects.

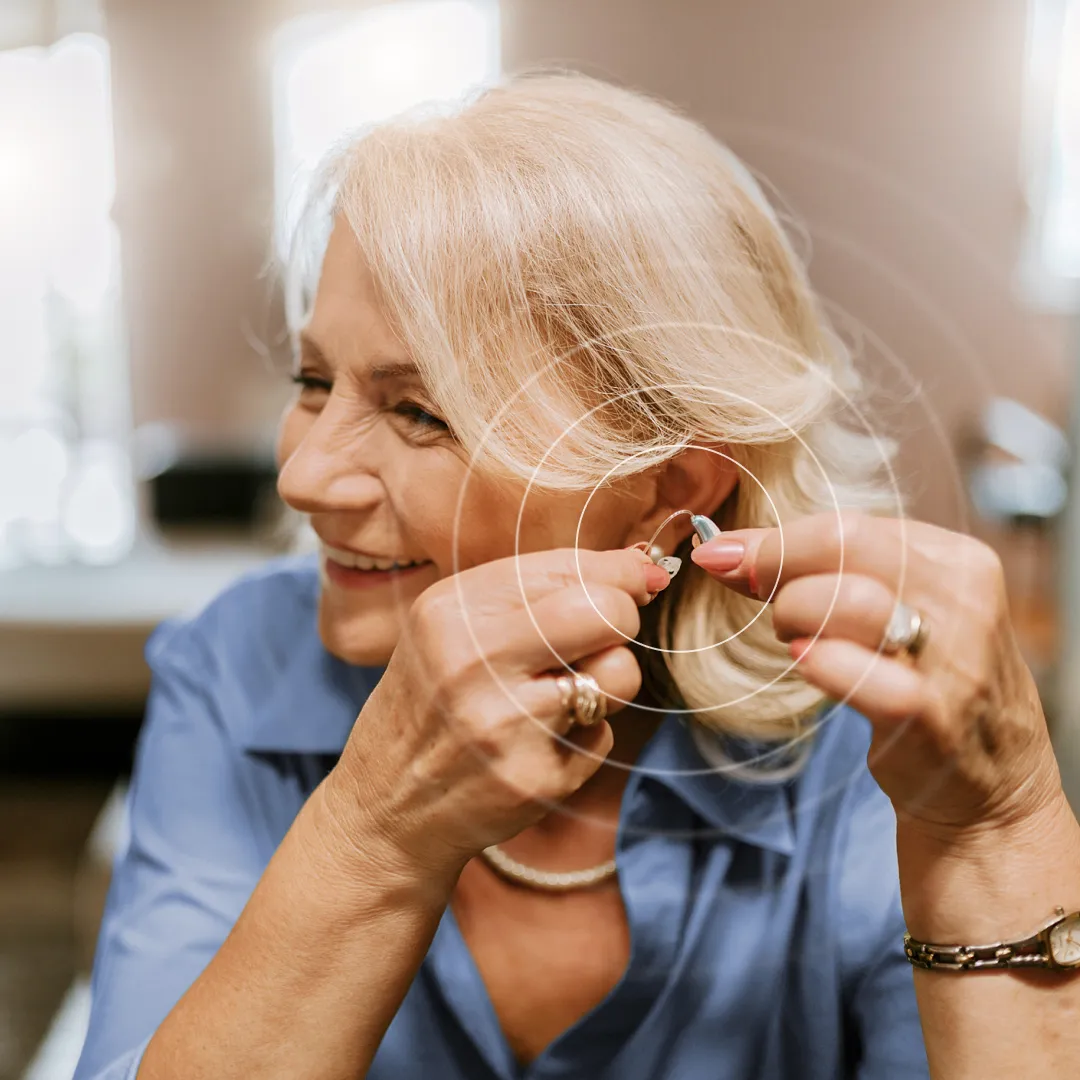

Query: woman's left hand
[690,511,1066,841]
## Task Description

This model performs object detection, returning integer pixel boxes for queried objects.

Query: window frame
[1018,0,1080,312]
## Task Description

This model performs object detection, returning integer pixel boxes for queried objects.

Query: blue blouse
[73,555,929,1080]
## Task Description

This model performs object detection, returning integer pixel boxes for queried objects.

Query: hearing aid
[689,514,721,543]
[633,510,721,579]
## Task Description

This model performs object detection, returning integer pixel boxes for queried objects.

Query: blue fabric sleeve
[72,622,265,1080]
[837,770,931,1079]
[74,1036,153,1080]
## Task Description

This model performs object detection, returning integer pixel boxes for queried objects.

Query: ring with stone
[881,601,929,658]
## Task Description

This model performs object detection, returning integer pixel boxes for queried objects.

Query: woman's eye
[395,402,450,433]
[290,372,332,393]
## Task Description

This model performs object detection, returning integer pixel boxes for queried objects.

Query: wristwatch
[904,907,1080,972]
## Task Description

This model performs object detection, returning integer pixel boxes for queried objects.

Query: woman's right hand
[319,546,671,891]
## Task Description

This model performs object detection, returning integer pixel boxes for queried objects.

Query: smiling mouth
[320,543,433,573]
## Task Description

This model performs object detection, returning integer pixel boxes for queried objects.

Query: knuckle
[408,586,453,642]
[810,511,865,564]
[590,586,640,636]
[955,540,1007,623]
[445,648,490,692]
[609,646,643,698]
[588,643,642,701]
[841,574,886,615]
[539,547,592,589]
[874,692,921,726]
[606,642,641,677]
[835,510,869,549]
[966,539,1005,589]
[770,591,798,636]
[617,547,651,590]
[465,711,513,758]
[407,593,482,695]
[557,586,602,626]
[489,760,537,802]
[575,546,649,596]
[434,693,517,756]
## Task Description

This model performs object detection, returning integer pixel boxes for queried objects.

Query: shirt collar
[241,638,796,857]
[633,714,797,857]
[236,626,384,756]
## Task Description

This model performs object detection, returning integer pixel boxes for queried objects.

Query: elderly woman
[75,72,1080,1080]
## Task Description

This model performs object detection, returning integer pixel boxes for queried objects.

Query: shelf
[0,537,277,711]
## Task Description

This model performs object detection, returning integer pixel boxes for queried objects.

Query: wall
[105,0,286,451]
[501,0,1073,530]
[104,0,1073,530]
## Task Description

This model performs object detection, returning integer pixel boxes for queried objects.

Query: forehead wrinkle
[300,329,420,386]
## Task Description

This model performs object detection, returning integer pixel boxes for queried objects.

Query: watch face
[1048,914,1080,967]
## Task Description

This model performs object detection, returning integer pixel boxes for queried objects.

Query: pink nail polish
[690,540,746,573]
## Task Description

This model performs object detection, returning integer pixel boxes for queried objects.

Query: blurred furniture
[0,536,273,711]
[1,535,274,1080]
[19,784,126,1080]
[961,397,1066,725]
[962,397,1067,710]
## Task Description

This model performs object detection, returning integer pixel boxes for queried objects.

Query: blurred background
[0,0,1078,1076]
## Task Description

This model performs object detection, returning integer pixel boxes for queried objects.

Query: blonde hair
[285,69,903,749]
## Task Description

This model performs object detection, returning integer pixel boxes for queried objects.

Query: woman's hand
[690,511,1080,939]
[321,546,670,892]
[692,511,1058,831]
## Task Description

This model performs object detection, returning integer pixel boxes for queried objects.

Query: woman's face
[276,221,672,666]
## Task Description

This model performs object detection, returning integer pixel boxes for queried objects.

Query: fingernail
[790,638,812,661]
[747,561,761,599]
[644,562,671,592]
[690,540,746,573]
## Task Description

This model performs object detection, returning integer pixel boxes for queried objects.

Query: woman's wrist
[896,789,1080,944]
[302,769,460,914]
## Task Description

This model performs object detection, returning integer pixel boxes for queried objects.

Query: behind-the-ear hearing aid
[633,510,721,579]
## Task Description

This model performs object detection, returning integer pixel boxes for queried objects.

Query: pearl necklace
[480,844,618,892]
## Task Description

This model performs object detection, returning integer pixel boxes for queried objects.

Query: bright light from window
[0,32,133,567]
[62,440,135,563]
[272,0,501,255]
[1040,2,1080,278]
[1023,0,1080,305]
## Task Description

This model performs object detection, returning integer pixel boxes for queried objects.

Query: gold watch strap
[904,907,1080,972]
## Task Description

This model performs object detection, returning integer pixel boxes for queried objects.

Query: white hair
[284,69,902,750]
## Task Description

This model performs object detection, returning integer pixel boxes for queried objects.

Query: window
[0,32,134,567]
[271,0,501,260]
[1021,0,1080,308]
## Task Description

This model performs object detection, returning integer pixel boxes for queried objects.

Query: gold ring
[569,671,606,727]
[552,671,606,728]
[553,673,576,724]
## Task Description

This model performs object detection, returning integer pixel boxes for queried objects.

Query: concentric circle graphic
[568,439,783,654]
[345,131,1044,841]
[442,320,914,801]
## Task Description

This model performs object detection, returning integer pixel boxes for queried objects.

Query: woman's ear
[635,445,739,553]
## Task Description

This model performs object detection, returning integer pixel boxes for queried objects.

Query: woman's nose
[276,403,385,515]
